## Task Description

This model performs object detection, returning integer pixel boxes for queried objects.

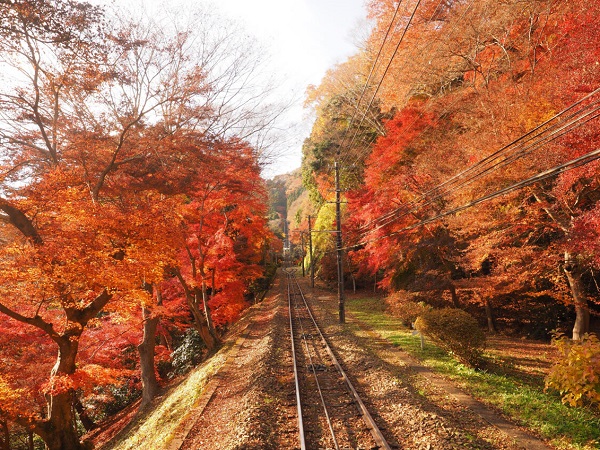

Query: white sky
[216,0,365,85]
[212,0,369,177]
[95,0,368,177]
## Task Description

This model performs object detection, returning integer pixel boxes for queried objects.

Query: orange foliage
[0,2,276,447]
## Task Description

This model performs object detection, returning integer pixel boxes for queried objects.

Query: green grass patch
[347,296,600,450]
[102,342,233,450]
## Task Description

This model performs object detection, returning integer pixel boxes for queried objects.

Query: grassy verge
[102,342,232,450]
[347,296,600,450]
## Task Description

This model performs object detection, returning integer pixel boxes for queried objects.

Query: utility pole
[291,229,307,277]
[335,161,345,323]
[308,215,314,288]
[300,232,305,277]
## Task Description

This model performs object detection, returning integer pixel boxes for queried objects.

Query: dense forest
[0,1,281,449]
[298,0,600,342]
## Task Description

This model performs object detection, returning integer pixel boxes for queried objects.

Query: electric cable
[340,0,423,162]
[339,1,580,171]
[355,103,600,236]
[339,0,474,168]
[341,146,600,252]
[337,0,405,154]
[353,88,600,234]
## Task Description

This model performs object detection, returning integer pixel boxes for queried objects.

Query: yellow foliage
[546,333,600,408]
[0,376,23,406]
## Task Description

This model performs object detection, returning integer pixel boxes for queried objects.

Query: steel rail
[289,270,393,450]
[287,270,307,450]
[287,269,392,450]
[287,269,340,449]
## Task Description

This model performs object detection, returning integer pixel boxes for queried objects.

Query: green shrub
[414,308,486,367]
[546,332,600,408]
[171,328,206,375]
[100,380,142,417]
[385,291,430,326]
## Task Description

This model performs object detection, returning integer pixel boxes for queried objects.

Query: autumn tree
[0,1,279,448]
[302,53,388,198]
[302,0,600,339]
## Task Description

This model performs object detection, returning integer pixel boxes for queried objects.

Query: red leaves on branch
[333,0,600,334]
[0,2,276,447]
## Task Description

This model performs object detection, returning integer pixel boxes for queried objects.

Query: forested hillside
[300,0,600,341]
[0,2,280,449]
[267,169,311,246]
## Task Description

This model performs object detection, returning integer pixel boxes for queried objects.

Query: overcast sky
[216,0,366,84]
[95,0,368,177]
[213,0,369,177]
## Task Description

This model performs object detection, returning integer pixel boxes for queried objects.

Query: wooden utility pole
[335,162,345,323]
[300,232,305,277]
[308,215,314,288]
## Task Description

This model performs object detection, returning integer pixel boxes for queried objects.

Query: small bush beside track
[415,307,486,368]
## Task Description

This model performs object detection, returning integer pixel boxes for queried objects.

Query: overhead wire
[351,106,600,241]
[317,0,545,247]
[338,0,472,168]
[335,0,405,155]
[340,145,600,252]
[353,88,600,234]
[339,0,423,164]
[310,1,598,259]
[310,0,600,255]
[339,0,581,172]
[305,0,406,183]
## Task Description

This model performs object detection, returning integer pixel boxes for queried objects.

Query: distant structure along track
[285,268,392,450]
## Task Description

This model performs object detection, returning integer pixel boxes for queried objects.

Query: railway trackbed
[285,268,392,450]
[174,269,550,450]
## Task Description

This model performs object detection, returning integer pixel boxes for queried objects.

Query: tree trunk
[159,332,170,350]
[484,297,497,334]
[73,396,96,432]
[35,339,85,450]
[174,270,219,351]
[138,304,160,409]
[34,387,85,449]
[0,420,9,450]
[564,252,590,340]
[449,285,460,307]
[137,283,161,408]
[210,268,216,302]
[199,282,217,341]
[374,271,377,293]
[0,289,110,450]
[27,430,33,450]
[533,195,591,340]
[37,393,83,450]
[189,296,218,351]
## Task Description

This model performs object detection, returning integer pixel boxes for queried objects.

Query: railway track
[285,268,392,450]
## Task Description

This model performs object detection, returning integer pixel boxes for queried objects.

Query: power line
[356,99,600,236]
[339,0,473,168]
[340,0,578,171]
[356,104,600,237]
[340,0,423,162]
[338,0,453,170]
[336,0,405,154]
[353,88,600,235]
[342,146,600,252]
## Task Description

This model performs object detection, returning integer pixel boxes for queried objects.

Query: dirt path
[346,309,550,450]
[176,271,300,450]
